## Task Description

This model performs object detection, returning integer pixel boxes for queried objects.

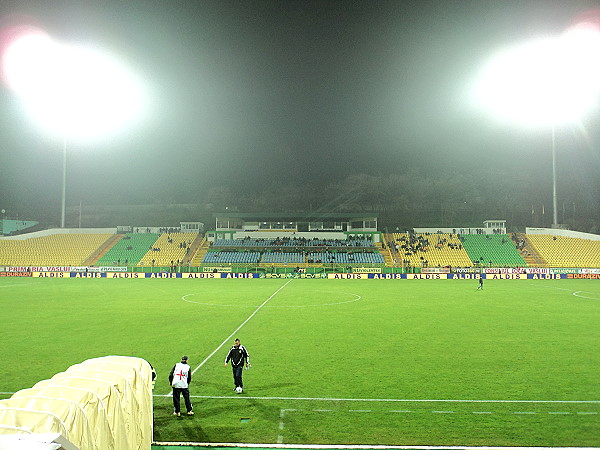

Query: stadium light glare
[1,27,146,227]
[475,31,600,127]
[3,32,145,140]
[473,24,600,227]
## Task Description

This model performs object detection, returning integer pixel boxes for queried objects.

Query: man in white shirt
[169,355,193,416]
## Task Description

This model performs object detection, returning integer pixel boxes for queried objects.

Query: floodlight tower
[475,24,600,228]
[1,26,144,227]
[61,135,67,227]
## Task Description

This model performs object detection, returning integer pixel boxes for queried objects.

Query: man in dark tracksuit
[224,338,250,393]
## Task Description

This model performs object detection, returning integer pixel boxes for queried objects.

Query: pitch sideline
[154,393,600,404]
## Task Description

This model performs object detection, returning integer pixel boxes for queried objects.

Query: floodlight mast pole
[60,134,67,228]
[551,125,558,227]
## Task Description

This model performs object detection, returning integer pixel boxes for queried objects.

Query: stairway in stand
[188,236,210,266]
[84,234,124,266]
[517,233,547,267]
[378,234,396,267]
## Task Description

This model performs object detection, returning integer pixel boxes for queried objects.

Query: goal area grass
[1,277,599,447]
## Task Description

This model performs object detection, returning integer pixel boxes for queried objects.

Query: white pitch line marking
[154,443,600,450]
[0,283,34,288]
[573,291,600,300]
[191,279,292,376]
[165,280,292,396]
[182,291,362,308]
[530,283,599,300]
[278,408,297,444]
[274,405,597,442]
[178,394,600,404]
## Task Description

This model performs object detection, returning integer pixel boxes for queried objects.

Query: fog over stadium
[0,0,599,231]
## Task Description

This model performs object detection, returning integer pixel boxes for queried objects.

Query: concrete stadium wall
[0,228,117,240]
[526,227,600,241]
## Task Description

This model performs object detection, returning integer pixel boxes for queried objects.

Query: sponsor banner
[32,272,66,277]
[448,273,483,279]
[368,273,405,279]
[406,273,446,279]
[485,273,527,280]
[220,273,259,279]
[550,268,579,274]
[422,267,450,274]
[525,268,551,274]
[202,267,232,273]
[568,273,600,279]
[581,268,600,274]
[70,266,127,273]
[70,272,107,278]
[261,273,328,279]
[527,274,565,279]
[184,272,220,278]
[484,268,526,274]
[298,273,328,279]
[145,272,183,278]
[8,266,70,272]
[99,266,128,272]
[328,273,368,279]
[105,272,142,278]
[453,268,481,274]
[353,267,382,274]
[71,267,127,273]
[42,272,137,278]
[39,266,71,272]
[23,271,597,280]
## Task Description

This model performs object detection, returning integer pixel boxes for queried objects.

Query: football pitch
[1,277,599,447]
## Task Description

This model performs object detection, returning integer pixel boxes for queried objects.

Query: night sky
[0,0,599,225]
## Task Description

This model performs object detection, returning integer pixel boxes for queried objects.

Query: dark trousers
[232,366,244,388]
[172,387,192,413]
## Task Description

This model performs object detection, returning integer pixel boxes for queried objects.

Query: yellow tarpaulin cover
[0,407,67,439]
[4,356,153,450]
[53,369,143,449]
[34,378,129,450]
[78,356,153,447]
[13,386,114,450]
[0,396,96,450]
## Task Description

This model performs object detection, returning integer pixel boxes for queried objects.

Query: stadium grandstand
[0,214,599,272]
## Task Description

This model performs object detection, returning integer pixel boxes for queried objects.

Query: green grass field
[1,277,599,447]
